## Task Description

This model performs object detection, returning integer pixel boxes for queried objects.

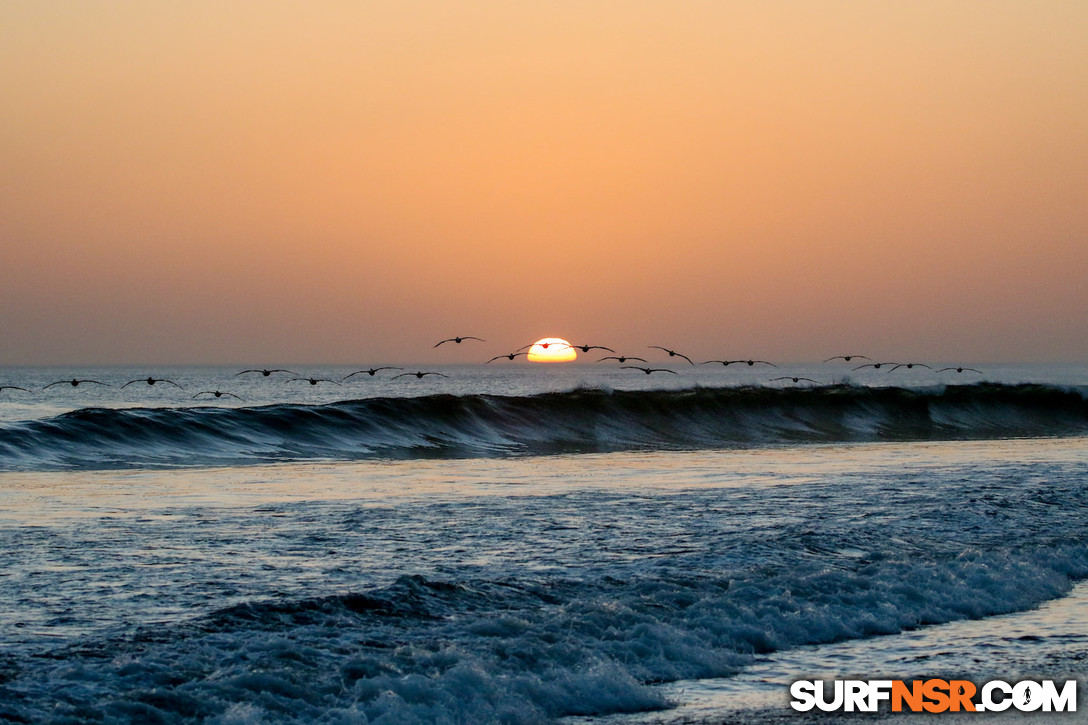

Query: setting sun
[526,338,577,363]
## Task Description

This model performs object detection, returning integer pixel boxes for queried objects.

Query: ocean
[0,362,1086,723]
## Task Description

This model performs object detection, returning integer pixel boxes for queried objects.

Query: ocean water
[0,362,1086,723]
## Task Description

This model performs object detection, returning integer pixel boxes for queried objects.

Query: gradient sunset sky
[3,2,1087,365]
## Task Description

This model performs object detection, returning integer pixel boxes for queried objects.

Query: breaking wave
[8,548,1088,723]
[0,383,1086,470]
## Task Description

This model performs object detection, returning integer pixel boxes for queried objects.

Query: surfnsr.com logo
[790,679,1077,713]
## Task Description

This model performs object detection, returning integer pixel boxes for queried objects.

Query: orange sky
[2,1,1087,365]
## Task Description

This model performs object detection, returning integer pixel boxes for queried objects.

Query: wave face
[0,383,1086,470]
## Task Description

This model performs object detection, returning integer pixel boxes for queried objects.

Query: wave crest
[0,383,1085,470]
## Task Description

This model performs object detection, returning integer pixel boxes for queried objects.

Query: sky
[2,1,1087,365]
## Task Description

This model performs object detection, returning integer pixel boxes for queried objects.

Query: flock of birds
[0,337,983,401]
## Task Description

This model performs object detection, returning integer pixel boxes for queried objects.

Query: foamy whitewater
[0,363,1086,723]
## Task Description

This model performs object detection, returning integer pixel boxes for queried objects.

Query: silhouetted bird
[889,362,931,372]
[771,376,821,384]
[0,385,30,393]
[704,359,775,367]
[122,377,183,389]
[236,369,298,377]
[193,390,243,400]
[569,344,614,353]
[853,362,896,371]
[824,355,870,363]
[621,366,677,375]
[393,371,449,379]
[648,346,694,365]
[516,341,565,352]
[343,367,403,380]
[936,366,983,374]
[44,379,108,389]
[487,352,529,363]
[435,336,484,347]
[287,377,340,386]
[598,355,646,363]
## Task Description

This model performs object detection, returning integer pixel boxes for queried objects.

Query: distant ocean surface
[1,362,1086,723]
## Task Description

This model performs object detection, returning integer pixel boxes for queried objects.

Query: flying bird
[193,390,243,400]
[44,379,109,389]
[121,377,183,389]
[853,362,896,371]
[771,376,821,384]
[824,355,871,363]
[342,367,403,380]
[393,371,449,379]
[487,352,529,363]
[648,346,694,365]
[236,368,298,377]
[569,344,614,353]
[598,355,647,364]
[516,340,566,351]
[704,359,776,367]
[287,377,340,386]
[435,336,484,347]
[889,362,932,372]
[936,366,983,374]
[0,385,30,393]
[621,366,677,375]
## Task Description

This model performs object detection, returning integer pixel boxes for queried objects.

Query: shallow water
[0,436,1086,722]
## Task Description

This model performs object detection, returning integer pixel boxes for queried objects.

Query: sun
[527,338,577,363]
